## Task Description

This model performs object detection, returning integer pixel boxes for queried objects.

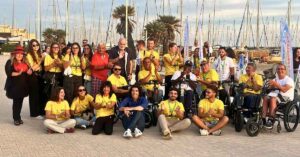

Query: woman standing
[63,42,84,104]
[26,39,45,119]
[90,43,110,97]
[92,81,117,135]
[70,86,95,129]
[82,44,93,94]
[43,43,63,100]
[5,45,32,125]
[44,87,76,134]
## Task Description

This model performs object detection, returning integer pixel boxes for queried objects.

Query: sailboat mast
[65,0,69,44]
[12,0,15,29]
[212,0,216,46]
[256,0,260,48]
[180,0,183,45]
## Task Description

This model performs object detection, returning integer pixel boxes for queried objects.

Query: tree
[113,5,136,54]
[145,15,181,53]
[42,28,66,45]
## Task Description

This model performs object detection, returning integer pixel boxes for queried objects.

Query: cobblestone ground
[0,55,299,157]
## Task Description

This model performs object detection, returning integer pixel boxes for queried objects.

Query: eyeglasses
[78,89,86,92]
[114,68,122,71]
[277,68,286,71]
[32,44,39,47]
[200,63,207,67]
[72,47,79,49]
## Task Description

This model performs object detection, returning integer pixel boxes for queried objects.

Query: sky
[0,0,299,47]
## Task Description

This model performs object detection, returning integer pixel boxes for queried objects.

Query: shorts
[204,120,218,128]
[267,92,290,103]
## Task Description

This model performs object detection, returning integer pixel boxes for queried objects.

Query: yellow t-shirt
[26,52,42,71]
[158,100,184,118]
[239,73,263,94]
[44,54,62,72]
[70,94,94,116]
[95,94,117,118]
[198,99,224,122]
[63,55,82,76]
[163,53,182,76]
[81,57,91,76]
[45,100,70,121]
[107,74,128,87]
[199,69,219,90]
[138,70,160,91]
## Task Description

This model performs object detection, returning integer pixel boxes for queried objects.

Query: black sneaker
[264,120,273,129]
[14,120,21,126]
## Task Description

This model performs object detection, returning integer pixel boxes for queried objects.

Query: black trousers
[13,97,24,121]
[164,75,173,100]
[64,75,83,105]
[28,74,45,117]
[92,115,114,135]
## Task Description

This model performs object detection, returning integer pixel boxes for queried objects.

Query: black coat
[5,59,29,99]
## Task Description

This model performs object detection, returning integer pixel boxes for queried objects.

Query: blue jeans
[121,111,145,132]
[74,116,96,126]
[243,94,259,118]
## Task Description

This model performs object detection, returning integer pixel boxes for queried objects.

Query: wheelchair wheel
[144,110,152,128]
[113,108,121,124]
[152,108,158,126]
[283,102,299,132]
[234,111,244,132]
[246,118,260,137]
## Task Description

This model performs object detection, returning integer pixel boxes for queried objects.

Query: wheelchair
[244,73,300,136]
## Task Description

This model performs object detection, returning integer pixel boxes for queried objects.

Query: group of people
[4,37,297,139]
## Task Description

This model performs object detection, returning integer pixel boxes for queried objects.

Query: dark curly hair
[50,87,64,102]
[129,84,143,99]
[99,81,114,98]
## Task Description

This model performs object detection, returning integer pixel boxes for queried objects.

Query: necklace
[167,100,177,116]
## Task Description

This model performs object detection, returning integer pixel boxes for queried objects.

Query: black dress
[5,59,29,99]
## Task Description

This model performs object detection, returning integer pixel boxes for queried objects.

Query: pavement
[0,55,300,157]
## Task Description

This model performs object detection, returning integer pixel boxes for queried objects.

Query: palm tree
[145,15,181,53]
[113,5,136,53]
[145,21,166,45]
[42,28,66,45]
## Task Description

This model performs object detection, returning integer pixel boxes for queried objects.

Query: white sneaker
[35,115,44,120]
[134,128,143,138]
[212,130,222,136]
[199,129,209,136]
[123,129,133,138]
[80,125,87,129]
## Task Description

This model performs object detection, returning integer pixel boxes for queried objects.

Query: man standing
[158,87,191,139]
[109,38,136,82]
[192,86,229,136]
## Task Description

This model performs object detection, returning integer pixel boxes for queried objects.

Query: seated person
[70,86,95,129]
[138,57,163,102]
[119,84,148,138]
[158,87,191,139]
[92,81,117,135]
[171,60,197,116]
[107,64,129,99]
[44,87,76,134]
[198,60,219,98]
[238,63,263,118]
[262,63,294,129]
[192,85,229,136]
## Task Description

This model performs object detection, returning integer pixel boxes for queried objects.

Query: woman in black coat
[5,45,32,125]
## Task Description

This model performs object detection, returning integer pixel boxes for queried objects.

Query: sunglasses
[72,47,79,49]
[114,68,122,71]
[32,44,39,47]
[78,89,86,92]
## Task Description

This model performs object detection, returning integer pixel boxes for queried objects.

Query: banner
[197,19,204,62]
[184,17,189,62]
[280,20,294,79]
